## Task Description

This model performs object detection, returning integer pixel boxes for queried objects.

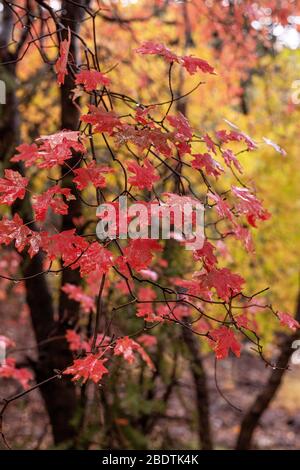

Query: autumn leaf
[127,159,160,190]
[63,354,108,384]
[81,105,121,135]
[62,284,95,314]
[0,357,33,389]
[180,55,215,75]
[192,153,224,179]
[0,169,28,206]
[75,70,111,91]
[114,336,155,370]
[198,267,245,302]
[73,161,113,190]
[32,185,75,221]
[0,213,41,258]
[277,311,300,331]
[210,326,241,360]
[54,27,71,85]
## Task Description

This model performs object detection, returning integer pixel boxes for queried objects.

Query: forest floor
[1,298,300,450]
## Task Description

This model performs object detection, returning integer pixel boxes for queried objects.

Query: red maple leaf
[0,169,28,206]
[63,354,108,383]
[0,357,33,389]
[41,229,88,265]
[73,161,113,190]
[198,267,245,302]
[210,326,241,360]
[167,112,193,141]
[181,56,215,75]
[114,336,155,370]
[62,284,95,314]
[231,185,271,227]
[135,41,179,63]
[138,334,157,348]
[54,28,71,85]
[32,185,74,221]
[123,239,162,271]
[75,70,110,91]
[127,159,159,190]
[192,153,224,179]
[0,213,41,258]
[81,105,122,135]
[72,241,113,277]
[193,240,217,271]
[222,149,243,173]
[11,143,40,167]
[277,311,300,331]
[136,286,161,322]
[65,329,89,352]
[203,133,217,155]
[209,192,233,221]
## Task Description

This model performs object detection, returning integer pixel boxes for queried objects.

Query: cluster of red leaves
[0,39,297,388]
[136,41,215,75]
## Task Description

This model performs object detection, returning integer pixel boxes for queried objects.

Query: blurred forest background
[1,0,300,450]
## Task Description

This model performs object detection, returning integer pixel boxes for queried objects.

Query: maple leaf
[136,286,161,322]
[41,229,88,265]
[235,313,250,329]
[216,129,257,151]
[123,239,162,271]
[180,55,215,75]
[127,159,159,190]
[32,185,74,221]
[277,312,300,331]
[81,105,121,135]
[54,28,71,85]
[167,112,193,141]
[192,153,224,178]
[72,241,113,277]
[62,284,95,313]
[63,354,108,383]
[73,161,113,190]
[222,149,243,173]
[135,41,179,63]
[0,214,41,258]
[231,224,254,253]
[198,267,245,302]
[193,240,217,271]
[172,278,212,301]
[65,329,89,352]
[11,143,40,167]
[210,326,241,360]
[114,126,173,157]
[137,334,157,348]
[232,185,271,227]
[114,336,155,370]
[35,133,85,169]
[38,130,81,148]
[0,169,28,206]
[209,192,233,221]
[75,70,110,91]
[0,357,33,389]
[203,133,217,155]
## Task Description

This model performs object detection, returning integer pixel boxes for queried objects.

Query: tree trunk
[0,3,79,446]
[182,324,213,450]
